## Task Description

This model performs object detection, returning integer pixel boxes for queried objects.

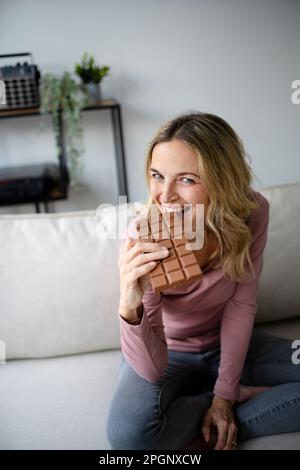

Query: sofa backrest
[0,182,299,359]
[257,182,300,323]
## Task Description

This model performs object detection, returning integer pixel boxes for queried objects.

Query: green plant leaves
[75,52,110,84]
[40,72,89,190]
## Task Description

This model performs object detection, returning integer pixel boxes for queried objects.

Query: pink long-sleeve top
[119,190,270,401]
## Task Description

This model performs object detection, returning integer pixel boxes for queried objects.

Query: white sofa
[1,182,300,450]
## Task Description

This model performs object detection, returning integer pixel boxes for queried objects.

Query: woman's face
[149,139,210,218]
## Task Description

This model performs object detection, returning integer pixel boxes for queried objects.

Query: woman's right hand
[118,237,169,314]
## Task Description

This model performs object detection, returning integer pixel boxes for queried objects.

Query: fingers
[120,237,135,259]
[214,422,228,450]
[123,238,166,262]
[124,236,136,253]
[129,249,169,272]
[201,399,238,451]
[123,239,169,268]
[130,252,166,271]
[223,424,238,450]
[201,415,212,444]
[214,423,238,450]
[125,260,159,286]
[119,237,170,289]
[140,274,151,291]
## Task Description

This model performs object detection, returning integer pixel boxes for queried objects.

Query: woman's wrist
[212,395,235,407]
[119,303,143,323]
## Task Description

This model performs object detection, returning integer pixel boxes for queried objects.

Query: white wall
[0,0,299,213]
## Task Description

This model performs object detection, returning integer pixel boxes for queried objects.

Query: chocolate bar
[135,204,203,293]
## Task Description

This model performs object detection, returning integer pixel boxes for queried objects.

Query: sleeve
[118,218,168,382]
[213,196,270,401]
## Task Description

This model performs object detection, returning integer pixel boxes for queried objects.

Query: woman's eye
[150,174,195,184]
[181,177,195,185]
[151,174,163,180]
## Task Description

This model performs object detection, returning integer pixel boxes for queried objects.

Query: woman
[106,112,300,450]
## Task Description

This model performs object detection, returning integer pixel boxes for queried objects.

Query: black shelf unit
[0,99,128,212]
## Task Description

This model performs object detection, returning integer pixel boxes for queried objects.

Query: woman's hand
[118,237,169,316]
[201,396,238,450]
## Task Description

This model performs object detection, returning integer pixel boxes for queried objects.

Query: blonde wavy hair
[142,112,260,282]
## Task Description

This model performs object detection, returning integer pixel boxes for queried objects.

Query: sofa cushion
[0,201,146,360]
[238,432,300,450]
[1,338,299,450]
[0,210,123,359]
[256,183,300,323]
[0,349,122,450]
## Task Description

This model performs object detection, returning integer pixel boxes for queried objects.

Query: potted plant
[75,52,110,103]
[39,72,89,191]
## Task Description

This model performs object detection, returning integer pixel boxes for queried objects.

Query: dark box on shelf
[0,163,67,206]
[0,53,40,110]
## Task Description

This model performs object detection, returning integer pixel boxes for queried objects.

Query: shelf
[0,98,128,212]
[0,99,120,119]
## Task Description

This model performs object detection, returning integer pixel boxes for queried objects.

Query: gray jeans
[106,330,300,450]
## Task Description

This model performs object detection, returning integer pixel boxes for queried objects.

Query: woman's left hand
[201,396,238,450]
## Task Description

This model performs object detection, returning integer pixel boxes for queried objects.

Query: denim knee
[106,418,145,450]
[106,407,161,450]
[106,385,163,451]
